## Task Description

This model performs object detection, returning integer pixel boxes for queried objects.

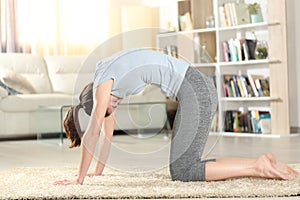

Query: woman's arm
[54,80,113,185]
[205,153,298,181]
[77,80,114,184]
[88,113,115,176]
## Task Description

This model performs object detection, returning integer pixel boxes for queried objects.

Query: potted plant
[248,3,263,23]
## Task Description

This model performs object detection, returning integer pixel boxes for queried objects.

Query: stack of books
[222,38,259,62]
[218,2,252,27]
[224,109,271,134]
[223,74,270,98]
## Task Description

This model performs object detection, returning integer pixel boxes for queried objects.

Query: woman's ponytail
[64,106,82,148]
[63,82,94,148]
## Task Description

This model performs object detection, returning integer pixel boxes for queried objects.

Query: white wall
[287,0,300,130]
[121,6,159,49]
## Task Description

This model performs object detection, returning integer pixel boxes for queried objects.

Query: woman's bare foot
[254,153,298,180]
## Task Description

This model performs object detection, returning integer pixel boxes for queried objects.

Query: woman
[54,48,297,185]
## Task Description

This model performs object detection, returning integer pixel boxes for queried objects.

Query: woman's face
[105,95,122,117]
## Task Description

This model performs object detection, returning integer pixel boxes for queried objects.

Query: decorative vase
[250,14,262,23]
[254,40,268,59]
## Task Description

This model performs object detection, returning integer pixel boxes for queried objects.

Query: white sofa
[0,53,167,138]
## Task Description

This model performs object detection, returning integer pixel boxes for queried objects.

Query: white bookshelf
[221,97,280,102]
[156,0,289,135]
[218,59,280,66]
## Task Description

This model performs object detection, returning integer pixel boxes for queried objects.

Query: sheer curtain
[2,0,109,55]
[0,0,20,53]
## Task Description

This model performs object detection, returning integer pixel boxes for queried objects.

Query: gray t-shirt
[93,48,189,99]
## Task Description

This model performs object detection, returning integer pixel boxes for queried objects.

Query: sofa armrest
[0,87,8,100]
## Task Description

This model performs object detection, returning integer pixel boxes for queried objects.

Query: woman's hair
[64,82,94,148]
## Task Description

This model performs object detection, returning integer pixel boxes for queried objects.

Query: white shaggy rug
[0,165,300,199]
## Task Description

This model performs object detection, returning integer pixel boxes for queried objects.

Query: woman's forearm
[94,114,115,175]
[94,133,113,175]
[77,132,99,184]
[76,110,104,184]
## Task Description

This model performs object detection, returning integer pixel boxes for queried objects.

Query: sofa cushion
[44,55,93,95]
[0,68,36,94]
[0,93,74,112]
[0,53,52,93]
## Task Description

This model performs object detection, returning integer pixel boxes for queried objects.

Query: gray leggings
[169,67,218,182]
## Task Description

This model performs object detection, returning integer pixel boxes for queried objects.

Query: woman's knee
[169,167,189,182]
[169,162,188,181]
[169,162,206,182]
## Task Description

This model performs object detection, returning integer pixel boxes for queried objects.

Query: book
[228,38,238,62]
[255,79,263,96]
[178,12,193,31]
[223,75,234,97]
[232,75,241,97]
[234,3,251,25]
[229,3,237,26]
[259,112,271,134]
[224,110,235,132]
[246,39,257,60]
[239,75,250,97]
[218,6,227,27]
[227,38,250,62]
[222,41,230,62]
[244,76,255,97]
[234,38,242,61]
[224,3,232,26]
[247,75,270,97]
[251,110,271,133]
[230,80,237,97]
[222,3,251,27]
[247,73,260,97]
[251,110,261,133]
[233,112,241,132]
[224,37,255,62]
[224,109,271,134]
[223,74,261,98]
[236,76,245,97]
[260,78,270,96]
[224,110,255,133]
[241,39,250,61]
[239,112,252,132]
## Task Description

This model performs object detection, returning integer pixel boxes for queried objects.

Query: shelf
[191,59,281,68]
[218,59,281,67]
[157,22,280,38]
[218,22,280,32]
[191,63,216,68]
[220,97,280,102]
[157,28,216,38]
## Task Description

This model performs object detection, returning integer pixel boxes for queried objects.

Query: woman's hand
[74,171,101,177]
[86,172,101,177]
[53,178,82,185]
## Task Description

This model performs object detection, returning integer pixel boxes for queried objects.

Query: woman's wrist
[94,162,105,175]
[94,167,104,175]
[76,176,85,184]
